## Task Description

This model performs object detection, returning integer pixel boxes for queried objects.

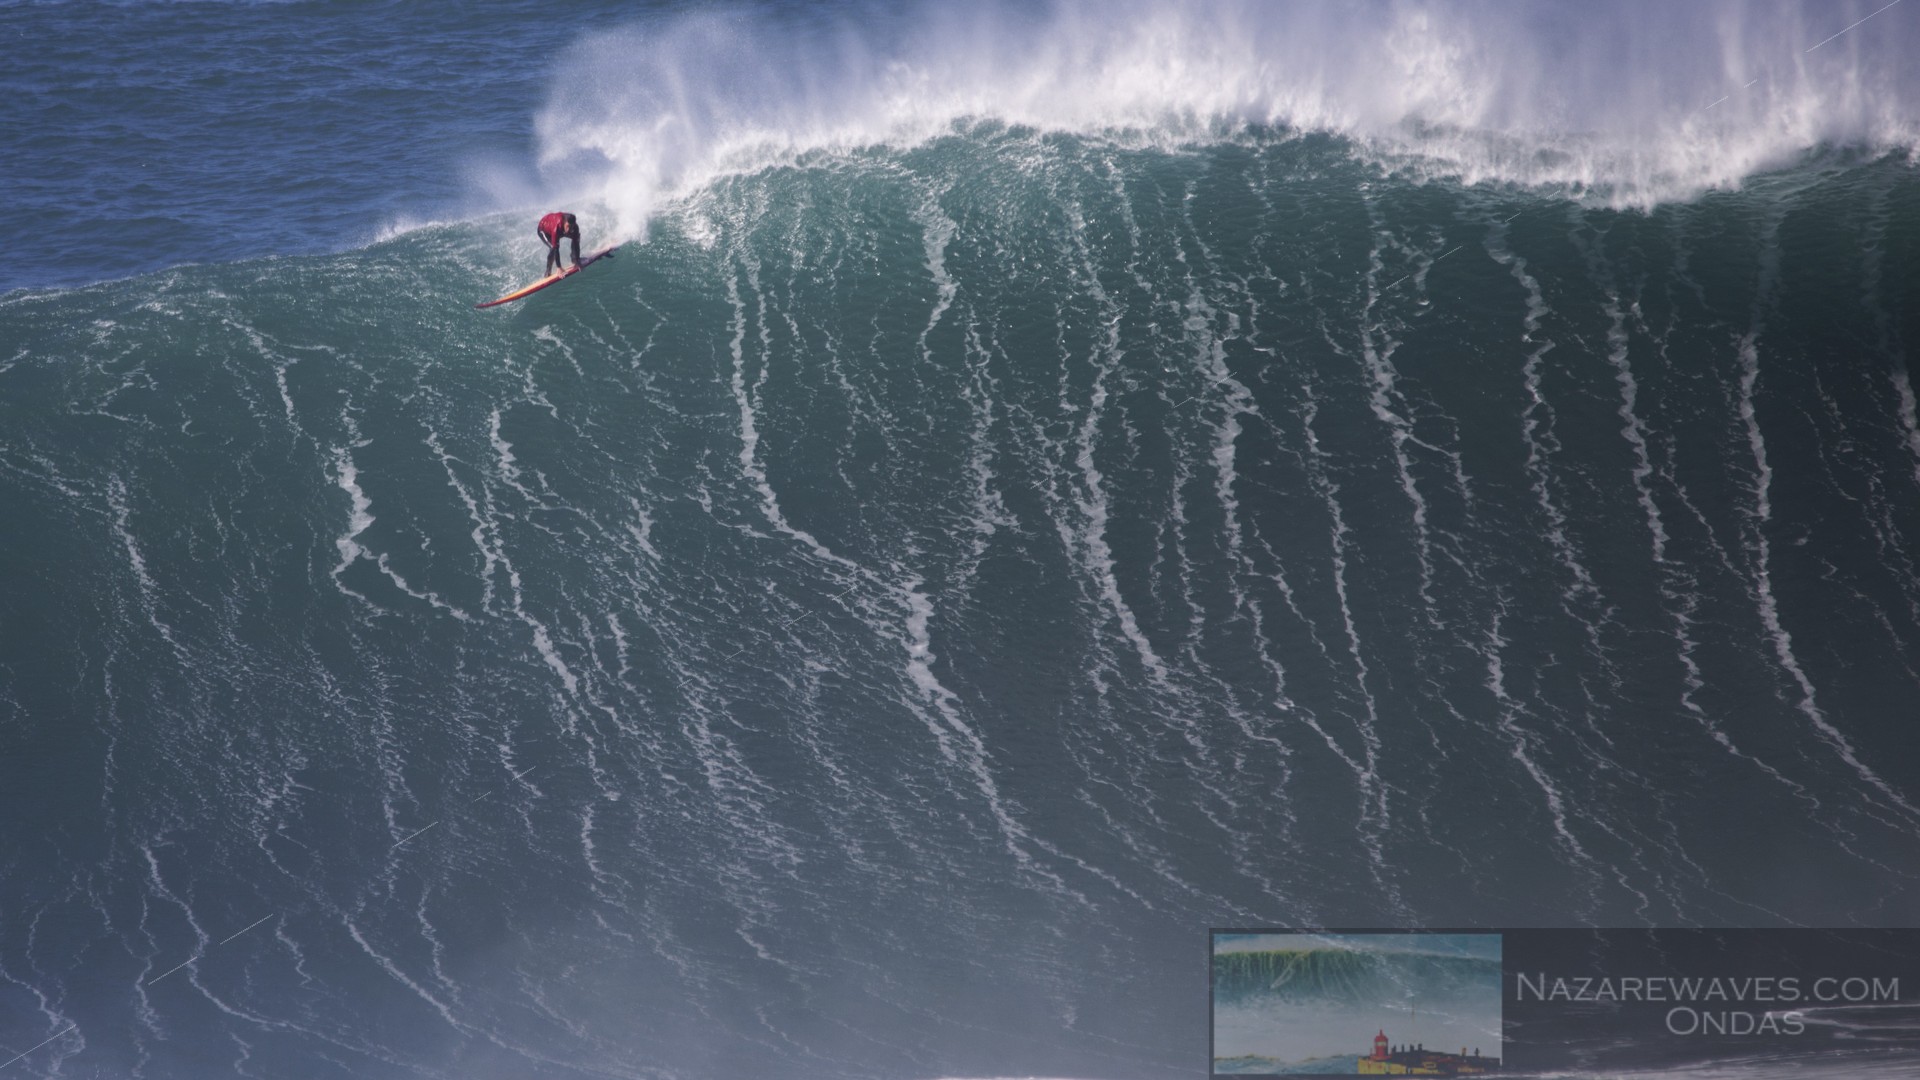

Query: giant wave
[2,2,1918,1078]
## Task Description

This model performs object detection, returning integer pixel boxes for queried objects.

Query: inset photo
[1212,931,1503,1076]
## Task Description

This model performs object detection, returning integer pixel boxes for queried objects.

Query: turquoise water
[4,2,1920,1077]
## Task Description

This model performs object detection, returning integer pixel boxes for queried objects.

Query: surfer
[537,212,582,276]
[477,222,617,307]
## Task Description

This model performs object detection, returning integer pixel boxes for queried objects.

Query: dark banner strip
[1211,928,1920,1077]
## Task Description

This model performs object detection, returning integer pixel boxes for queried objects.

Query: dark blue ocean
[4,1,1919,1077]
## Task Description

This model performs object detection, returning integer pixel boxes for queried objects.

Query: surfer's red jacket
[537,212,576,245]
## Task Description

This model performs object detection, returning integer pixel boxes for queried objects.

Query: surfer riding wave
[538,211,582,275]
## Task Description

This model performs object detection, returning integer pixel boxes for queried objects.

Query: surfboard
[475,246,619,308]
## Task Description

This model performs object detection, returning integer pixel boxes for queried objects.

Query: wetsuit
[537,212,581,275]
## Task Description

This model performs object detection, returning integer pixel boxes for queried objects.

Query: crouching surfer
[537,212,582,276]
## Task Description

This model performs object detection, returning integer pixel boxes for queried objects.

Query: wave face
[5,120,1919,1080]
[3,3,1920,1079]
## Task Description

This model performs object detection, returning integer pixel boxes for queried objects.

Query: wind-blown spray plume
[537,0,1920,236]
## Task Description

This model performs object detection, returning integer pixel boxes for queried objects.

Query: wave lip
[537,0,1920,230]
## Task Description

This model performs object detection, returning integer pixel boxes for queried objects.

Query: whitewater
[2,1,1918,1077]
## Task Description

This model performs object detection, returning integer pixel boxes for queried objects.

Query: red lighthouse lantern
[1372,1030,1390,1061]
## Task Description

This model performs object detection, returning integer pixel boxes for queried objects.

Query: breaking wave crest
[536,0,1920,237]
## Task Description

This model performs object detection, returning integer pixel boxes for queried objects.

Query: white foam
[1060,203,1178,695]
[457,411,585,698]
[1487,235,1598,599]
[1607,297,1669,563]
[106,474,180,648]
[1484,232,1633,701]
[951,316,1018,590]
[329,447,374,578]
[715,238,1058,882]
[372,552,470,621]
[531,0,1920,238]
[342,919,463,1031]
[1895,367,1920,488]
[1172,195,1300,731]
[1360,210,1440,617]
[913,186,959,365]
[508,561,579,697]
[488,407,540,504]
[1481,605,1593,865]
[425,430,500,611]
[1294,380,1393,875]
[1735,327,1919,821]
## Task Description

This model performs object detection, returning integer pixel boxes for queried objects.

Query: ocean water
[3,1,1919,1077]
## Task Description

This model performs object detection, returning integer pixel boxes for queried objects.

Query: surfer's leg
[569,235,581,269]
[539,227,560,274]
